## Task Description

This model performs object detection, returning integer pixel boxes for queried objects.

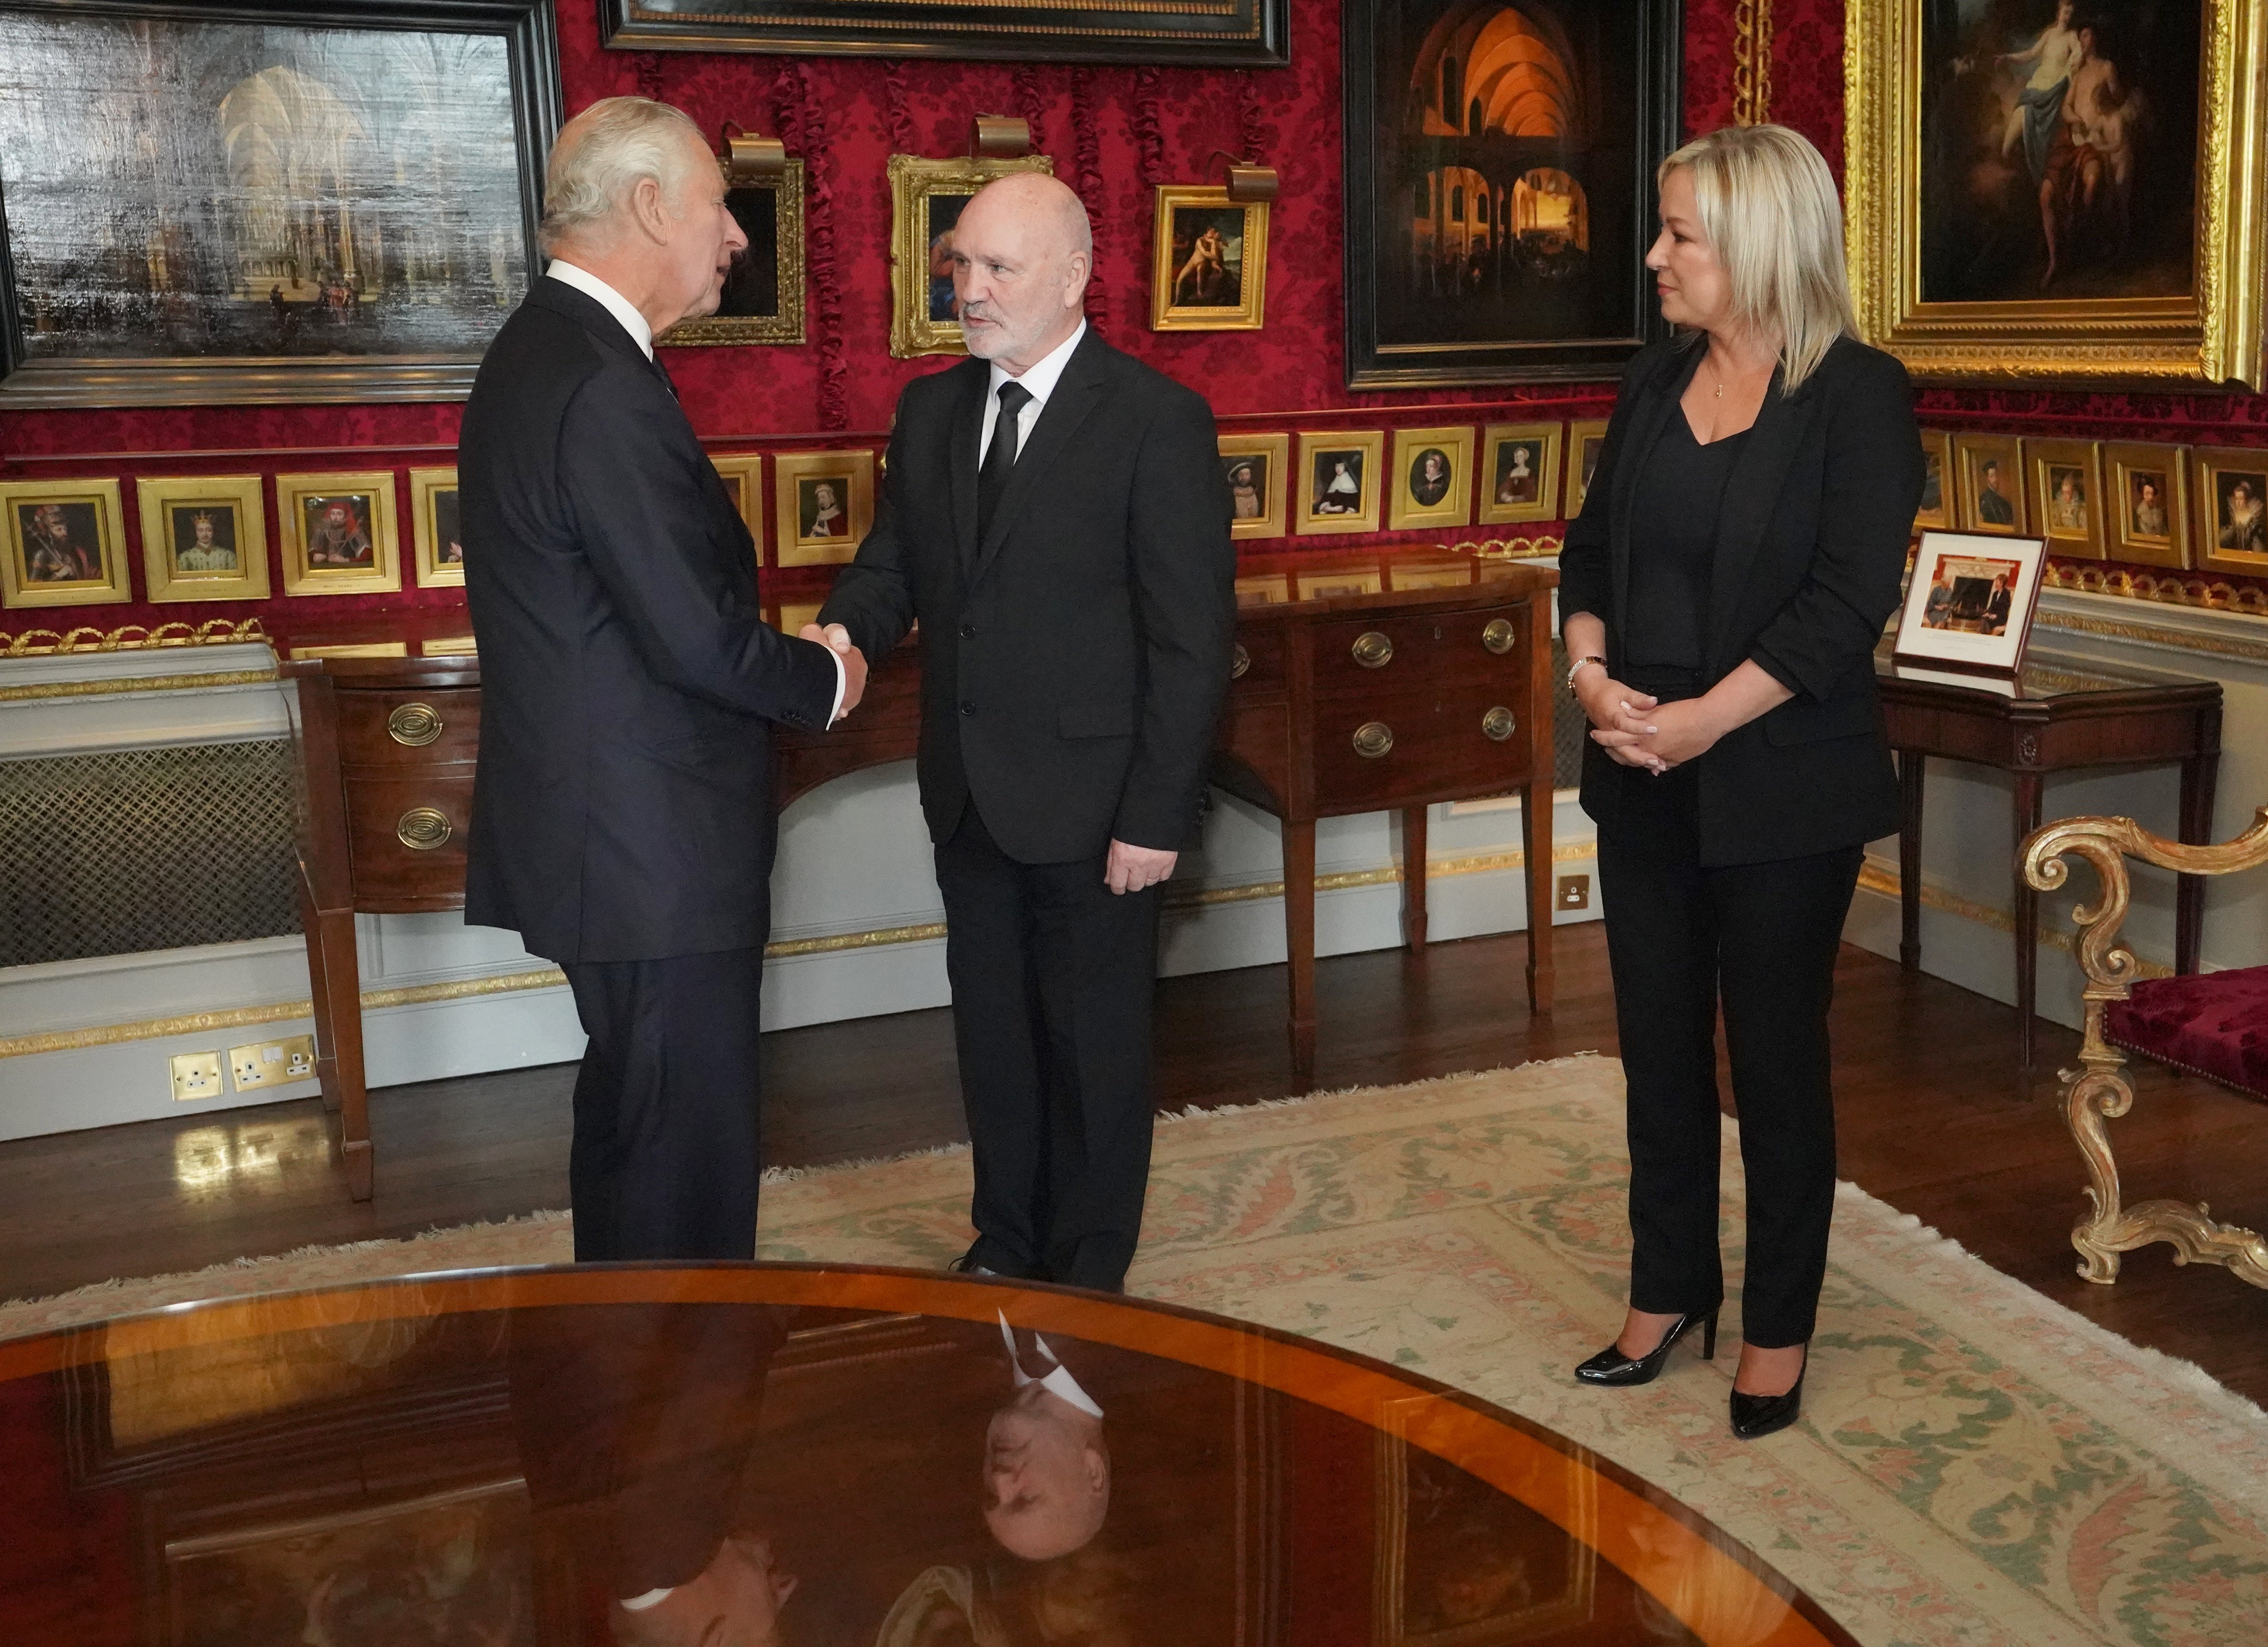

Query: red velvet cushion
[2103,969,2268,1103]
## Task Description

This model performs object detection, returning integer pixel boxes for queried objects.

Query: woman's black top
[1622,414,1751,695]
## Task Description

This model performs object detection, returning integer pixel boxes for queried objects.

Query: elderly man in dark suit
[814,173,1235,1293]
[459,97,867,1263]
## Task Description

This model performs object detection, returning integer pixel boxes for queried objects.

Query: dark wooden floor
[5,925,2265,1402]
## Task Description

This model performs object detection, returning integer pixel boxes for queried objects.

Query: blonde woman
[1557,125,1921,1439]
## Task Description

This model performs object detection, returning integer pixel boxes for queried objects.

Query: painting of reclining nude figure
[0,1,557,406]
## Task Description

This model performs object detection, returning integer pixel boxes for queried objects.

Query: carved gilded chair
[2022,808,2268,1289]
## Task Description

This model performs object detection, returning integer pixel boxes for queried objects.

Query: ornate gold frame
[2100,441,2191,568]
[275,471,402,597]
[660,160,806,347]
[773,449,874,567]
[1845,0,2268,386]
[1477,422,1563,525]
[1563,420,1609,521]
[0,478,131,608]
[407,467,463,589]
[887,154,1056,359]
[1952,432,2026,536]
[1295,430,1385,536]
[1149,186,1268,332]
[2024,810,2268,1289]
[1219,432,1289,540]
[710,454,766,551]
[2191,444,2268,576]
[2023,438,2106,561]
[1387,425,1474,531]
[135,474,270,603]
[1914,429,1954,533]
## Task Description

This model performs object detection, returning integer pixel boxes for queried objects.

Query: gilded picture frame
[888,154,1056,359]
[659,160,806,347]
[1845,0,2268,387]
[1388,425,1475,530]
[0,477,130,608]
[1914,428,1954,533]
[1219,432,1289,540]
[774,449,875,567]
[1296,430,1386,535]
[2191,445,2268,575]
[2102,440,2190,567]
[1564,419,1610,522]
[710,453,765,551]
[599,0,1289,67]
[2023,438,2106,560]
[1952,433,2027,537]
[136,473,269,603]
[276,471,401,597]
[1150,187,1267,332]
[1477,421,1563,525]
[407,467,463,588]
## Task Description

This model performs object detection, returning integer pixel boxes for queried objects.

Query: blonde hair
[540,97,707,253]
[1658,124,1855,394]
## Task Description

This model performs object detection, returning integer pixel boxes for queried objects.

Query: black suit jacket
[817,327,1236,863]
[1559,334,1923,867]
[459,279,838,963]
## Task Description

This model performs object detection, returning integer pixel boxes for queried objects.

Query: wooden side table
[1875,650,2222,1087]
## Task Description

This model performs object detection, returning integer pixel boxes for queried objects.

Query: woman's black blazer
[1559,333,1923,867]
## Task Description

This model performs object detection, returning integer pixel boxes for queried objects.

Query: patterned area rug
[6,1055,2264,1647]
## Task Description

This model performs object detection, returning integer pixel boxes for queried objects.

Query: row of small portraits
[1919,430,2268,577]
[1218,421,1604,540]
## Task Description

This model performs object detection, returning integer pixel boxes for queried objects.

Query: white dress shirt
[545,261,846,723]
[996,1309,1104,1417]
[977,320,1088,466]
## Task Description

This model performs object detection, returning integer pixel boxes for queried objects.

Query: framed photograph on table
[1151,187,1267,332]
[1388,426,1474,530]
[660,160,804,347]
[136,474,268,602]
[2023,439,2105,560]
[277,472,400,597]
[1219,432,1288,540]
[0,0,561,409]
[407,467,463,588]
[1914,429,1953,533]
[1296,431,1385,535]
[1953,433,2026,536]
[2102,442,2189,567]
[1478,422,1563,525]
[1564,419,1610,521]
[888,154,1055,358]
[1894,530,2048,679]
[0,477,130,608]
[2192,446,2268,575]
[774,450,873,567]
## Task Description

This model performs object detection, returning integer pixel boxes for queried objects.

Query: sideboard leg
[1402,805,1429,950]
[1522,771,1556,1015]
[313,909,374,1202]
[1283,818,1317,1095]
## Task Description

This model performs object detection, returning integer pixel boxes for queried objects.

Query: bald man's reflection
[984,1312,1109,1562]
[509,1304,798,1647]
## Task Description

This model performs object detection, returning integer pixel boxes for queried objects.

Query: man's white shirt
[977,320,1087,466]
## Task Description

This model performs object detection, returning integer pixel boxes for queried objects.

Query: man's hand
[800,622,867,723]
[1105,839,1177,895]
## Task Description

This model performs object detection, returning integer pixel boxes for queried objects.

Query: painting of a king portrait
[1921,0,2199,304]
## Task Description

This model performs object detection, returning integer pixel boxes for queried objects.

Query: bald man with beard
[814,174,1235,1293]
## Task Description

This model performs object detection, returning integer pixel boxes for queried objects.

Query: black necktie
[977,380,1033,543]
[649,352,678,400]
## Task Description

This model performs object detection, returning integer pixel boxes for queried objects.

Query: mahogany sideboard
[280,548,1557,1200]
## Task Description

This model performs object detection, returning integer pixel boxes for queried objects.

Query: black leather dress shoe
[1573,1308,1718,1387]
[1729,1353,1807,1440]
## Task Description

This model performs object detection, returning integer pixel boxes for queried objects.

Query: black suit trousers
[1594,761,1862,1348]
[561,947,767,1262]
[936,803,1162,1291]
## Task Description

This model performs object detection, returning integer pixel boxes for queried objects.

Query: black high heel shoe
[1574,1308,1719,1387]
[1729,1348,1807,1440]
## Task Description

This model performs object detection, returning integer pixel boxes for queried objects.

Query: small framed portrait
[774,450,875,567]
[1894,529,2048,680]
[2101,442,2189,569]
[0,479,130,608]
[1953,434,2026,537]
[661,160,806,347]
[1296,431,1386,535]
[1477,422,1563,525]
[2023,439,2105,561]
[1218,432,1289,540]
[276,471,400,596]
[888,154,1056,358]
[1388,426,1474,530]
[1914,429,1953,533]
[1149,186,1268,332]
[1564,419,1610,521]
[135,474,268,603]
[407,467,464,588]
[2192,447,2268,576]
[710,454,766,551]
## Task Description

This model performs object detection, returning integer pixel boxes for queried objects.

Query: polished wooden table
[278,546,1557,1200]
[0,1267,1859,1646]
[1876,649,2222,1086]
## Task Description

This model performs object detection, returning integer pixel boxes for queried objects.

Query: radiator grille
[1548,638,1583,790]
[0,742,301,969]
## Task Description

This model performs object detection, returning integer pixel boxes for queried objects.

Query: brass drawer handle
[1352,721,1394,759]
[1231,643,1251,679]
[387,702,444,746]
[1482,618,1516,655]
[1351,630,1393,668]
[1482,706,1517,742]
[396,807,453,850]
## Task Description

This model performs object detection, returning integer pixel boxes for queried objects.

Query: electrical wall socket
[1556,874,1592,911]
[228,1035,317,1092]
[170,1051,224,1102]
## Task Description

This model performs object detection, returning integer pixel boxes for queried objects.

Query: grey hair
[539,97,708,253]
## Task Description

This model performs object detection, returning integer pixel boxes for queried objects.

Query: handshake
[799,622,869,726]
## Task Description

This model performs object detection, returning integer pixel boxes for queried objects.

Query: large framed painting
[1341,0,1682,388]
[1846,0,2268,387]
[0,0,562,408]
[599,0,1289,66]
[888,153,1055,358]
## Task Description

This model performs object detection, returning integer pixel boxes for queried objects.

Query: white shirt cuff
[827,645,847,727]
[618,1587,674,1613]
